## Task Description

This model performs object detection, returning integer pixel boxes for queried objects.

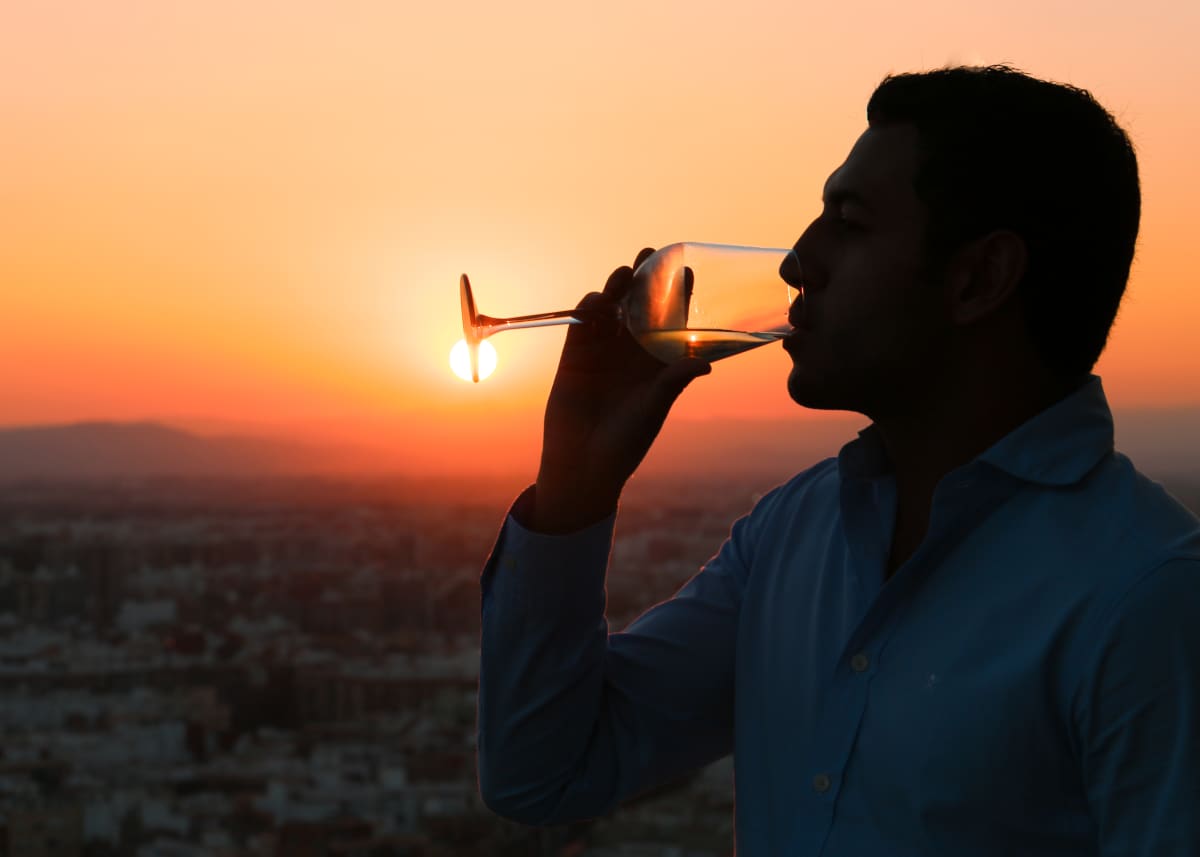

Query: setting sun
[450,339,497,383]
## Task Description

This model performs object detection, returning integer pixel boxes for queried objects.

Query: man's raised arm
[476,249,732,824]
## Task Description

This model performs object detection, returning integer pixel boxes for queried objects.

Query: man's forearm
[476,495,621,825]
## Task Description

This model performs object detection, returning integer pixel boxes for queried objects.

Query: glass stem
[477,307,607,336]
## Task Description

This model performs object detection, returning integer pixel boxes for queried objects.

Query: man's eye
[834,213,863,231]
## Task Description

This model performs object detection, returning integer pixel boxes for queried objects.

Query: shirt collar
[838,375,1115,487]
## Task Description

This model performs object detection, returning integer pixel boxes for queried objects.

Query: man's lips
[783,286,810,355]
[786,285,808,331]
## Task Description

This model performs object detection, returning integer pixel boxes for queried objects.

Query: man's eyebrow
[821,183,873,211]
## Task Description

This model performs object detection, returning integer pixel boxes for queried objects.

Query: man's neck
[877,363,1081,493]
[872,367,1083,576]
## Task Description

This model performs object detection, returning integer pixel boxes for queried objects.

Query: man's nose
[779,248,804,287]
[785,219,827,291]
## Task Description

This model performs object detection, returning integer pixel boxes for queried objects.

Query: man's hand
[530,248,711,533]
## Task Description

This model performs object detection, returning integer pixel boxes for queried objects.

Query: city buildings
[0,476,766,856]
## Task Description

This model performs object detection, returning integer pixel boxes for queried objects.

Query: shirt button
[812,773,831,793]
[850,652,870,673]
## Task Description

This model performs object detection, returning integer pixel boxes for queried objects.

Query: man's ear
[944,229,1028,325]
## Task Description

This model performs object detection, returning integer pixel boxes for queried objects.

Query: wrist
[528,478,619,534]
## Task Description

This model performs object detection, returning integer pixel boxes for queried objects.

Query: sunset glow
[2,1,1198,474]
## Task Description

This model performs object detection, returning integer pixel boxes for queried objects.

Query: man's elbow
[477,761,565,827]
[478,749,617,828]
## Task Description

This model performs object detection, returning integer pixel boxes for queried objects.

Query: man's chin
[787,367,851,412]
[787,367,824,408]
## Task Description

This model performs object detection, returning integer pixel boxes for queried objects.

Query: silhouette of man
[476,66,1200,855]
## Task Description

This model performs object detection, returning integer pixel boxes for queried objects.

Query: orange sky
[2,1,1199,474]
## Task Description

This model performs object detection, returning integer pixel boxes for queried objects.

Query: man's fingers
[559,292,621,362]
[601,266,632,299]
[602,248,655,302]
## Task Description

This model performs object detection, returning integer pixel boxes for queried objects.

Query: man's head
[783,65,1140,415]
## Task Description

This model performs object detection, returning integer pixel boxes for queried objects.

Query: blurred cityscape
[3,471,1197,857]
[0,473,815,857]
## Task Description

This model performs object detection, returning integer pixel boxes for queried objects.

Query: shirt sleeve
[476,485,756,826]
[1077,556,1200,856]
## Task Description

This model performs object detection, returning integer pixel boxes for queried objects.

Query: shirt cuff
[481,485,617,620]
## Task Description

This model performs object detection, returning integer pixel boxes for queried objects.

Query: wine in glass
[457,242,797,382]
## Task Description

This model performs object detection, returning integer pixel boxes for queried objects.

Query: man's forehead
[822,123,920,207]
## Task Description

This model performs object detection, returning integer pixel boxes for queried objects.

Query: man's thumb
[653,357,712,404]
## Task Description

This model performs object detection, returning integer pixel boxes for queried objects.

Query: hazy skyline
[4,405,1200,482]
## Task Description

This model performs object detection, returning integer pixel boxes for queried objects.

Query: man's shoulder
[1036,451,1200,605]
[736,458,842,538]
[757,457,841,510]
[1091,452,1200,556]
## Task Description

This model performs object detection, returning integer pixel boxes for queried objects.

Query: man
[476,66,1200,855]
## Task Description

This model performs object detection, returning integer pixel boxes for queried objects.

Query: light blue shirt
[477,377,1200,856]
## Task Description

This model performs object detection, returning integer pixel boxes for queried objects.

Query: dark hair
[866,65,1140,379]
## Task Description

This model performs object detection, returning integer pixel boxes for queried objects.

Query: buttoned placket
[782,472,897,853]
[798,464,1018,856]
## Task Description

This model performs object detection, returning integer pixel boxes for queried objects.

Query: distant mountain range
[0,422,345,481]
[0,410,1197,482]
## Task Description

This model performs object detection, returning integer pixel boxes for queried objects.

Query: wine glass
[457,242,797,382]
